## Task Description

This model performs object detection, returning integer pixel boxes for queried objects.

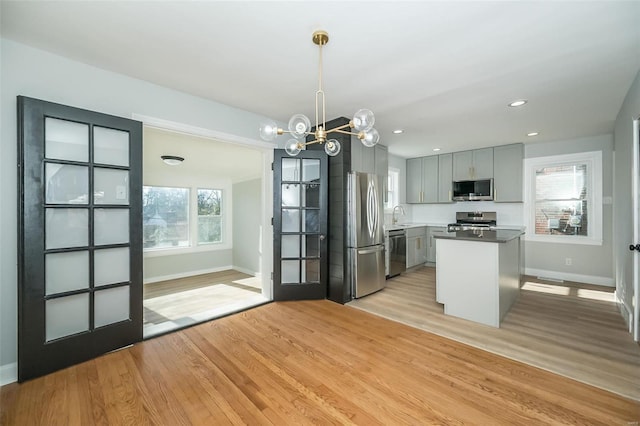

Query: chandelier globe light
[259,30,380,157]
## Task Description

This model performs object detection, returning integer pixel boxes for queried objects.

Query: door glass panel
[95,247,130,287]
[305,259,320,283]
[45,293,89,342]
[302,159,320,182]
[303,184,320,208]
[281,260,300,284]
[282,158,300,181]
[282,209,300,232]
[45,251,89,295]
[282,235,300,257]
[303,210,319,232]
[95,209,129,245]
[94,126,129,166]
[45,117,88,162]
[282,184,300,207]
[46,208,88,249]
[45,163,89,204]
[303,235,319,257]
[94,168,129,205]
[94,286,130,328]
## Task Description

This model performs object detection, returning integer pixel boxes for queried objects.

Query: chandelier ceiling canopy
[259,30,380,157]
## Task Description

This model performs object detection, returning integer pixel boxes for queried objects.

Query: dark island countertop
[434,229,525,243]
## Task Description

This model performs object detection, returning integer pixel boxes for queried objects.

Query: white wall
[524,135,614,285]
[232,178,262,275]
[613,70,640,329]
[0,38,275,379]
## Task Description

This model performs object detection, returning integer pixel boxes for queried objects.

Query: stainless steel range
[447,211,497,232]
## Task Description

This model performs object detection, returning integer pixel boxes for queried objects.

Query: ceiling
[144,127,263,183]
[2,1,639,158]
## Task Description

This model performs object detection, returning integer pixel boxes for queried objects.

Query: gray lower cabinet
[406,227,427,268]
[426,226,446,263]
[453,147,494,180]
[493,143,523,202]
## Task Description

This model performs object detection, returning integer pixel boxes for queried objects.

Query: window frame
[523,150,602,245]
[384,167,400,212]
[196,187,224,246]
[142,185,191,250]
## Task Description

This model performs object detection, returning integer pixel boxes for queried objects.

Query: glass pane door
[18,96,143,381]
[273,150,327,300]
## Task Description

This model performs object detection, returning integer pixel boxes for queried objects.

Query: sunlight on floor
[577,288,615,302]
[521,282,571,295]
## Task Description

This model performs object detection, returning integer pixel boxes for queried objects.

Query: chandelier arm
[331,129,363,138]
[304,139,321,146]
[325,123,353,134]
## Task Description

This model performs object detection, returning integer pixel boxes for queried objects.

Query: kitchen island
[434,229,524,327]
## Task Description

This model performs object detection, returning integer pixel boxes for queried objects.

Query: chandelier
[259,30,380,157]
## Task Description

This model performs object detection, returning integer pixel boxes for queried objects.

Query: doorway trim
[132,114,275,301]
[633,116,639,342]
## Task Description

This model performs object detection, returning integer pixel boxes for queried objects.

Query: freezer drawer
[349,245,386,298]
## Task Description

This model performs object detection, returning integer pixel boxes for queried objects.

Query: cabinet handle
[417,238,421,250]
[448,190,451,202]
[494,189,497,200]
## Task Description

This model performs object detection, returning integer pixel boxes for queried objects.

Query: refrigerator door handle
[358,246,384,255]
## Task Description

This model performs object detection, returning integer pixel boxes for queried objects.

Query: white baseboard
[0,362,17,386]
[615,291,633,333]
[524,268,614,287]
[144,265,233,284]
[231,266,259,277]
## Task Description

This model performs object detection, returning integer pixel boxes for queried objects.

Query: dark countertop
[434,229,524,243]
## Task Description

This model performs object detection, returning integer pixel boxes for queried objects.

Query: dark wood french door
[17,96,143,381]
[273,149,328,300]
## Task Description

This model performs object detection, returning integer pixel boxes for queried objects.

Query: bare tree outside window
[198,188,223,244]
[142,186,189,248]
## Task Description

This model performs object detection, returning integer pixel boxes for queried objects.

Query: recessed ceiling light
[527,132,539,137]
[392,129,404,134]
[433,148,441,152]
[509,99,528,107]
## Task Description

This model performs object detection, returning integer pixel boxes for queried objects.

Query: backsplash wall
[410,201,525,226]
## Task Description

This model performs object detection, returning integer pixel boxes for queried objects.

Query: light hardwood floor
[1,300,638,425]
[348,266,640,401]
[144,270,267,337]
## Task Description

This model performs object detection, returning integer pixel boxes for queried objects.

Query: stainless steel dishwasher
[388,229,406,277]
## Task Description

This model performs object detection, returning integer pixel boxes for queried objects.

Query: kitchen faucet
[392,205,406,224]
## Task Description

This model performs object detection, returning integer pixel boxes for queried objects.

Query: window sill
[144,242,232,258]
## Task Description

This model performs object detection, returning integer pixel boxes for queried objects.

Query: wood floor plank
[349,266,640,401]
[2,298,638,425]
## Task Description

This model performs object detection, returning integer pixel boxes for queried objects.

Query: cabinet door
[438,153,453,203]
[494,143,523,202]
[473,147,494,179]
[406,158,423,203]
[351,138,363,172]
[417,235,427,264]
[453,150,473,180]
[421,156,438,203]
[406,236,417,268]
[426,226,446,263]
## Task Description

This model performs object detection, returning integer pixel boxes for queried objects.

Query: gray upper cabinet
[453,147,494,180]
[352,141,388,200]
[438,153,453,202]
[493,143,523,202]
[406,156,437,203]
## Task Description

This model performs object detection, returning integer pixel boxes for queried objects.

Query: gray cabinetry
[352,141,388,201]
[453,147,494,180]
[426,226,446,263]
[493,143,523,202]
[406,156,438,203]
[406,227,427,268]
[438,153,453,202]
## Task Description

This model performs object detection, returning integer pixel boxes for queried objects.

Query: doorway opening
[140,122,273,338]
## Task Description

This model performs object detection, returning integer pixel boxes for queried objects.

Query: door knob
[320,234,326,241]
[630,244,640,252]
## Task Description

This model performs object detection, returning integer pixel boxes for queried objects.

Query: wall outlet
[565,257,572,266]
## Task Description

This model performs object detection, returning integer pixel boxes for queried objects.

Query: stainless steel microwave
[452,179,493,201]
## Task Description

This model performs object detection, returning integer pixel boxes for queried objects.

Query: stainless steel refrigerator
[347,172,386,298]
